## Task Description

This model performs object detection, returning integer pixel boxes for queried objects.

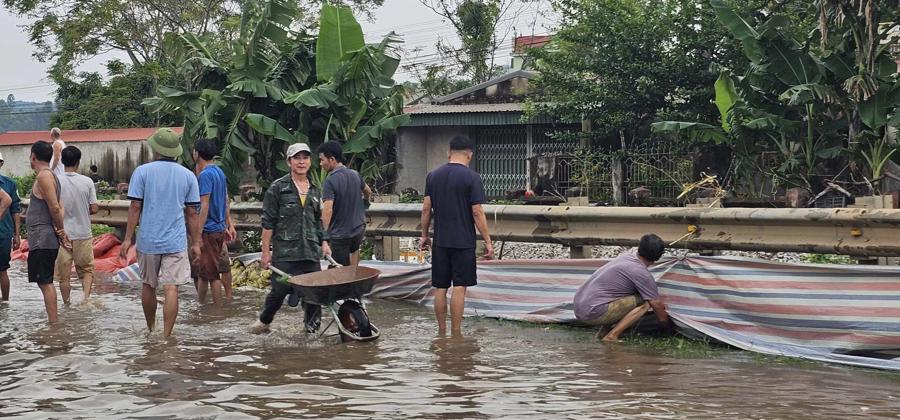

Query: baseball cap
[286,142,311,157]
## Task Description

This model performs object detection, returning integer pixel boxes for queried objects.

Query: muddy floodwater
[2,262,899,419]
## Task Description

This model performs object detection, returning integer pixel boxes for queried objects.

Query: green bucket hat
[147,128,183,158]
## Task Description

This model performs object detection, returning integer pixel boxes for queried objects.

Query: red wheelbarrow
[271,259,381,343]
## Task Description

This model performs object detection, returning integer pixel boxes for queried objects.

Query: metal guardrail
[22,199,900,256]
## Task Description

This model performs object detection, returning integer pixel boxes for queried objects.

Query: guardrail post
[688,199,722,256]
[849,195,899,265]
[569,246,592,259]
[563,197,591,258]
[372,195,401,261]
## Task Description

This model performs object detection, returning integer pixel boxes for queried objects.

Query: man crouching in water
[573,234,673,341]
[250,143,330,334]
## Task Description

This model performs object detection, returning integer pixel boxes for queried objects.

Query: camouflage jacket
[261,174,328,262]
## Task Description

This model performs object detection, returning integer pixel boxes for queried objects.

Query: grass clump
[619,332,729,358]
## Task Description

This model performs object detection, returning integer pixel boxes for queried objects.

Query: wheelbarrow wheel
[338,300,372,342]
[351,306,372,338]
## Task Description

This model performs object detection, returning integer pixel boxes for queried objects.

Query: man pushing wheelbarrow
[250,143,331,335]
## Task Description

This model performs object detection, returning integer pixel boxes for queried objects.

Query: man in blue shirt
[0,152,19,301]
[419,135,494,335]
[119,128,201,338]
[191,139,236,304]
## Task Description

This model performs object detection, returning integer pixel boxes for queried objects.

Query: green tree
[530,0,745,145]
[51,60,179,129]
[2,0,242,80]
[417,0,521,86]
[653,0,900,196]
[145,1,408,191]
[0,98,54,133]
[407,64,473,97]
[1,0,385,81]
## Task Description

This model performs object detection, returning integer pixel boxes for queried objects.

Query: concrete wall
[396,126,470,194]
[0,140,151,183]
[396,127,427,194]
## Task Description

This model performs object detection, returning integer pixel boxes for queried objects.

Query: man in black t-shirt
[318,141,372,266]
[419,135,494,335]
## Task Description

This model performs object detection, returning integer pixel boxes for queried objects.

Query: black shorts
[431,246,477,288]
[329,233,364,266]
[28,248,59,284]
[0,238,11,271]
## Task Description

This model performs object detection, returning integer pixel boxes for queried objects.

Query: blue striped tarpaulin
[116,255,900,370]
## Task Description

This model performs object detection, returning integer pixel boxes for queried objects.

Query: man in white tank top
[49,127,66,178]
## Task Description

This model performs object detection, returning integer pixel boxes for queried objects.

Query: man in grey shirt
[318,141,371,266]
[573,234,672,341]
[55,146,99,304]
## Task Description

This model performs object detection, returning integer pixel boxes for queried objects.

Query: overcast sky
[0,0,554,103]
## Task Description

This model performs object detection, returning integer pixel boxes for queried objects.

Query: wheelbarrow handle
[325,254,343,267]
[269,265,290,278]
[268,255,343,279]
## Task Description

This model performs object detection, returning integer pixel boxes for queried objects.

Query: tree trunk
[611,158,625,206]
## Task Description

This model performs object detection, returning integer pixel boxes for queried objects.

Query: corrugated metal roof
[433,70,536,104]
[0,127,184,146]
[402,104,557,127]
[404,103,526,114]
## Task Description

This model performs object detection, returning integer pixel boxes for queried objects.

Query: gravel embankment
[495,241,805,263]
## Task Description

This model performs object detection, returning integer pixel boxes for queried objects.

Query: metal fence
[540,139,694,203]
[622,140,694,201]
[474,126,693,201]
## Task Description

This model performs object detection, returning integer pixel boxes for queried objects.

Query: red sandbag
[92,233,120,257]
[10,233,138,273]
[94,238,137,273]
[11,240,27,261]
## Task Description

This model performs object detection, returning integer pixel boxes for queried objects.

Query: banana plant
[144,1,409,192]
[652,0,900,196]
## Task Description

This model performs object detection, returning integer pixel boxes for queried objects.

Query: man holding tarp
[574,234,672,341]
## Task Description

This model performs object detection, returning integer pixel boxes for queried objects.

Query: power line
[0,110,56,116]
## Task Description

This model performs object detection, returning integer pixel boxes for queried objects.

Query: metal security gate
[473,125,581,198]
[473,126,528,198]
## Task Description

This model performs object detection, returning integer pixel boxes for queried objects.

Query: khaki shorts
[54,238,95,283]
[583,295,643,326]
[139,251,191,289]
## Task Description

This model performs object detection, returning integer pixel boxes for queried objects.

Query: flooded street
[2,262,900,419]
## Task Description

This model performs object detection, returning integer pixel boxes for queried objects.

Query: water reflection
[1,262,900,419]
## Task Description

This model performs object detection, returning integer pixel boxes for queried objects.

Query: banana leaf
[709,0,763,64]
[766,39,823,86]
[344,114,410,153]
[316,3,364,82]
[715,72,739,132]
[245,113,296,142]
[778,83,841,106]
[859,82,900,130]
[285,85,341,109]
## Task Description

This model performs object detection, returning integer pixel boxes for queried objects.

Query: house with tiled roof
[0,127,183,182]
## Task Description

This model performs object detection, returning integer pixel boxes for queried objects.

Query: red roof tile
[513,35,551,54]
[0,127,184,146]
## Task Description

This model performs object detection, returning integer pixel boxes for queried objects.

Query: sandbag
[11,233,137,273]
